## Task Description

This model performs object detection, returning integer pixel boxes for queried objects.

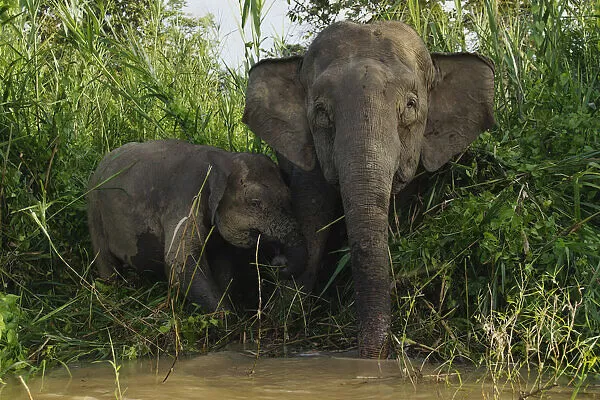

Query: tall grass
[380,0,600,386]
[0,0,598,390]
[0,0,253,377]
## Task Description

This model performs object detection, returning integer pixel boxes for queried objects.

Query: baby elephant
[87,139,307,312]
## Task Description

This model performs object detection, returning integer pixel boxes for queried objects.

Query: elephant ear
[421,53,496,172]
[206,152,233,226]
[243,57,316,171]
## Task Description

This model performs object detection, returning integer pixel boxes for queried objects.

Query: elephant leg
[165,220,230,312]
[180,254,230,311]
[287,164,341,291]
[211,244,260,312]
[206,235,235,295]
[88,207,121,278]
[94,247,121,279]
[209,252,235,299]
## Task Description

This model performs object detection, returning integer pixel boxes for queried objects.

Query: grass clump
[379,0,600,386]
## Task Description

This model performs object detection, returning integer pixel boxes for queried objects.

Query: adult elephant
[243,20,495,358]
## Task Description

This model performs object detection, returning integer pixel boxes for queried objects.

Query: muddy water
[1,350,597,400]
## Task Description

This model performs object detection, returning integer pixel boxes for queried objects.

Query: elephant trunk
[340,163,393,358]
[336,102,397,358]
[280,240,308,279]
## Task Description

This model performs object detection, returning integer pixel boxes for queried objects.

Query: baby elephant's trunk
[267,227,307,280]
[279,239,308,279]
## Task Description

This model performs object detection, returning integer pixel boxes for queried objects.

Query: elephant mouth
[246,230,279,248]
[392,172,409,193]
[244,229,259,247]
[246,236,286,264]
[254,236,282,253]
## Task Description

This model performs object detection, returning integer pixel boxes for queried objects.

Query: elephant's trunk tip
[279,240,308,280]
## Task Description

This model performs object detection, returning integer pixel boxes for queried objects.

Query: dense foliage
[384,0,600,381]
[0,0,256,378]
[286,0,528,35]
[0,0,598,391]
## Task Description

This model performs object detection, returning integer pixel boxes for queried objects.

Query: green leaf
[319,251,350,297]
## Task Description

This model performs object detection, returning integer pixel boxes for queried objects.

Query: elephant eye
[406,97,417,109]
[313,103,332,128]
[399,95,418,124]
[250,198,262,208]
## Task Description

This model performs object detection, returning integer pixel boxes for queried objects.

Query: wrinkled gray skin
[87,140,307,312]
[243,21,495,358]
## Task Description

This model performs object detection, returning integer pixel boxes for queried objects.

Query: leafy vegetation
[383,0,600,384]
[0,0,255,377]
[0,0,598,393]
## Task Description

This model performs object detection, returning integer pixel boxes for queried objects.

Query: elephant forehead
[303,21,431,82]
[234,154,283,182]
[311,58,416,93]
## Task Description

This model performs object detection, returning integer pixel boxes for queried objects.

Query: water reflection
[1,350,597,400]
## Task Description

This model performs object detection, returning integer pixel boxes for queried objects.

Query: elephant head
[243,20,495,357]
[207,151,307,277]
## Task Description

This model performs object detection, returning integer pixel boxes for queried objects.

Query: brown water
[1,350,597,400]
